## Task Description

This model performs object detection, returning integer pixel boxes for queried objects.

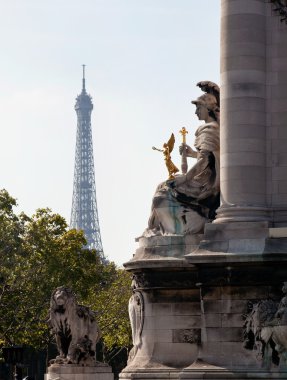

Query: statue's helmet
[191,93,218,113]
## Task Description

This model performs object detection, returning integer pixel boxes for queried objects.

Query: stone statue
[145,81,220,236]
[152,133,179,180]
[244,282,287,365]
[128,291,144,363]
[49,286,101,366]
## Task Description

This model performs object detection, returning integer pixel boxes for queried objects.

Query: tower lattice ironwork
[70,65,104,257]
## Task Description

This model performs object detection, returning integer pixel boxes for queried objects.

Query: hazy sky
[0,0,220,266]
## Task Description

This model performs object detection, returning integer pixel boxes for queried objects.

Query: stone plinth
[122,236,200,376]
[182,255,287,376]
[180,365,287,380]
[133,234,203,262]
[120,234,287,380]
[45,364,113,380]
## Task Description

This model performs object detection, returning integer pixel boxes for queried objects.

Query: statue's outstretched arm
[152,146,163,152]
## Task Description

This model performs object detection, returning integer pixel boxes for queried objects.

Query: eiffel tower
[70,66,104,259]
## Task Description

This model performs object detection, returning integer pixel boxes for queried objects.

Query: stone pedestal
[121,235,201,379]
[45,364,113,380]
[120,234,287,380]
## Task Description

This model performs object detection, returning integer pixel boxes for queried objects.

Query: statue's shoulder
[196,121,219,135]
[204,121,219,129]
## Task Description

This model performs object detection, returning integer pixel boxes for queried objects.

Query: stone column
[215,0,269,223]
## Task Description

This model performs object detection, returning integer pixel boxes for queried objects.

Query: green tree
[0,189,132,365]
[88,268,132,361]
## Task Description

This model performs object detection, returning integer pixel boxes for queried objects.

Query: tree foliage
[0,189,132,361]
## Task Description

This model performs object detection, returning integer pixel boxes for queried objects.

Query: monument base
[120,367,181,380]
[120,231,287,380]
[45,364,113,380]
[181,363,287,380]
[121,363,287,380]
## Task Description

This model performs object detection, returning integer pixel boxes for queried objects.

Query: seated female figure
[145,83,220,236]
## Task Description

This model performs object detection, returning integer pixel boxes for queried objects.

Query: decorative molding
[131,272,198,290]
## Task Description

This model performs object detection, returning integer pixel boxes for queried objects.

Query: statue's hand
[179,144,197,158]
[179,144,184,155]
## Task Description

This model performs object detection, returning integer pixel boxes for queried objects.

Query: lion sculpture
[49,286,101,366]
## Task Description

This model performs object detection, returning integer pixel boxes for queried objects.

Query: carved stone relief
[244,282,287,366]
[270,0,287,23]
[128,282,144,363]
